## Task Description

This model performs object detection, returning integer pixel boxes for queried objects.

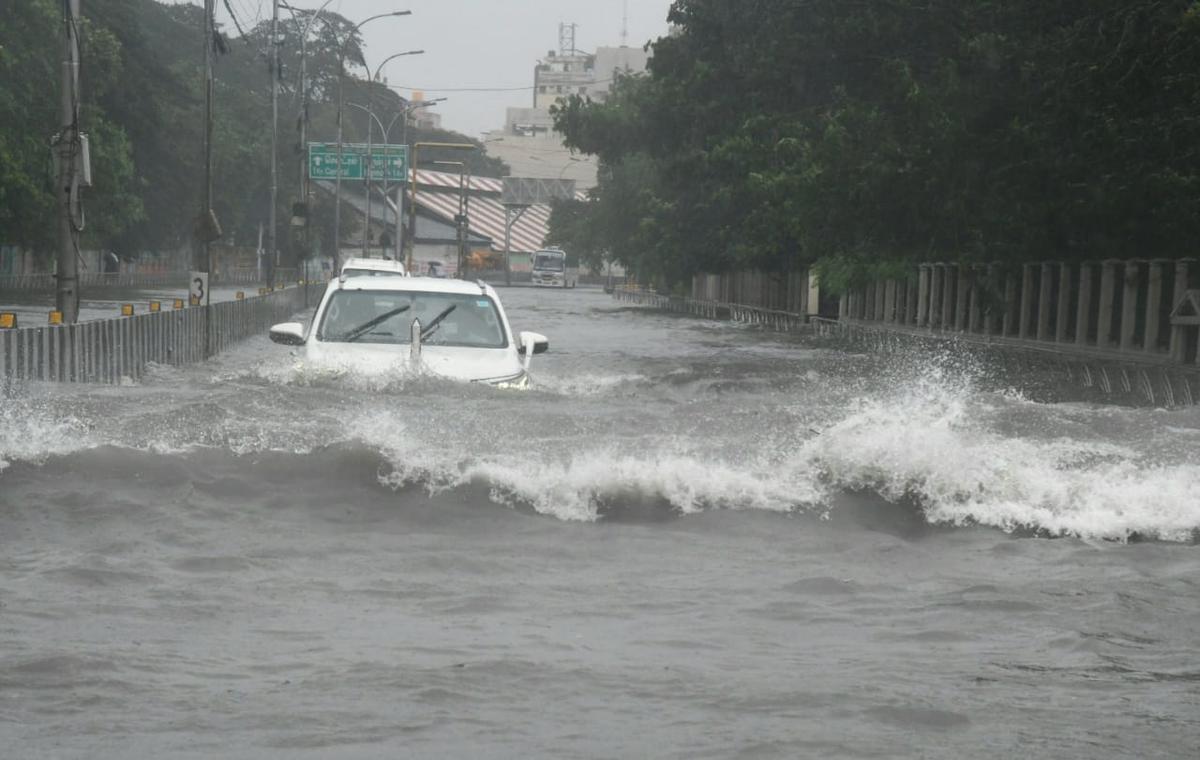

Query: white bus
[531,248,578,288]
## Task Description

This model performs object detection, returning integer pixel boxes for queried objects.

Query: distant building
[588,45,650,101]
[410,90,442,131]
[485,25,650,190]
[532,24,648,110]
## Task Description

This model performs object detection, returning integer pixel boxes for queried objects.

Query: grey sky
[200,0,676,137]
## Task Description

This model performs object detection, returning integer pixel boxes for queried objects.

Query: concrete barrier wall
[1,283,324,384]
[691,270,815,314]
[840,259,1200,367]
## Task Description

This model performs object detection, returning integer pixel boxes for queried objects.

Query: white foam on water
[0,399,98,475]
[466,447,824,522]
[359,365,1200,540]
[535,372,650,397]
[801,373,1200,542]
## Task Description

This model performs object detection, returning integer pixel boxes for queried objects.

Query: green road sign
[308,143,409,181]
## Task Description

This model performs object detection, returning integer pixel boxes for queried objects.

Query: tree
[551,0,1200,292]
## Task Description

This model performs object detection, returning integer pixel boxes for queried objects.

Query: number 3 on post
[189,271,209,307]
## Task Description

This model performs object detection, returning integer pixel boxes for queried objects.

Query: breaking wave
[3,365,1199,542]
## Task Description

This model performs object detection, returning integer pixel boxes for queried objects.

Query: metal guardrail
[811,316,1199,407]
[0,269,304,292]
[613,284,1199,405]
[612,286,808,331]
[1,283,324,384]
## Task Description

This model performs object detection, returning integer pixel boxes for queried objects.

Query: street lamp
[333,10,411,275]
[432,160,471,279]
[360,50,423,259]
[408,141,474,275]
[280,0,338,290]
[558,156,585,180]
[348,102,407,260]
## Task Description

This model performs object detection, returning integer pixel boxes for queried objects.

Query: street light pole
[282,0,337,294]
[333,10,410,275]
[409,141,474,275]
[360,50,422,259]
[432,160,468,278]
[267,0,280,288]
[55,0,83,324]
[348,103,409,261]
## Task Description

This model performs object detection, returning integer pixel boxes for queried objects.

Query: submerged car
[268,274,548,387]
[340,257,407,278]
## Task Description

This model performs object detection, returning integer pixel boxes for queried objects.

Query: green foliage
[551,0,1200,290]
[0,0,503,265]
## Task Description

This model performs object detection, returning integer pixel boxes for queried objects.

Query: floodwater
[1,287,1198,759]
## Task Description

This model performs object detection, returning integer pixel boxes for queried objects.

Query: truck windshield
[318,290,507,348]
[533,253,565,272]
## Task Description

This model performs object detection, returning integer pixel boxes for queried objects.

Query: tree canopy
[0,0,505,265]
[550,0,1200,290]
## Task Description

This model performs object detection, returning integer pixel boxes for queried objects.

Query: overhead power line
[382,78,616,94]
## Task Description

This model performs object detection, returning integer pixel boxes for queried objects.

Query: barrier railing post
[1075,263,1093,347]
[1055,263,1072,343]
[1120,260,1141,352]
[1019,263,1036,339]
[1145,260,1165,354]
[1097,260,1118,348]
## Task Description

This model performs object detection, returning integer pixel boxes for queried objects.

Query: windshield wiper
[420,304,457,341]
[342,305,411,343]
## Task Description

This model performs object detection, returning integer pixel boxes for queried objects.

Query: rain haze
[3,1,1200,758]
[204,0,676,137]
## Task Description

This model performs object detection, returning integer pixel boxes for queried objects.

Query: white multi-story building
[485,25,649,190]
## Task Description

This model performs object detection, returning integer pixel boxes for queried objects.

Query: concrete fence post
[1120,260,1141,352]
[1144,260,1166,354]
[902,272,912,324]
[942,265,957,329]
[1037,262,1055,341]
[981,264,999,335]
[1001,269,1018,336]
[955,266,970,331]
[967,266,982,333]
[930,265,945,328]
[884,279,897,323]
[1097,260,1118,348]
[1075,263,1094,347]
[1055,263,1072,343]
[1019,263,1036,339]
[917,265,931,327]
[1169,259,1194,361]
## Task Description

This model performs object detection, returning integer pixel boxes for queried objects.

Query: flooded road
[2,287,1198,758]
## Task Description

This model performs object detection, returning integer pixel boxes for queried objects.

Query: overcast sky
[195,0,676,137]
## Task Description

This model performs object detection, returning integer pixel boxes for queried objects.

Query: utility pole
[199,0,217,357]
[268,0,280,287]
[55,0,83,324]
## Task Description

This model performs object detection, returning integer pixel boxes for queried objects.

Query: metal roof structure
[315,170,585,255]
[312,179,492,246]
[413,169,584,255]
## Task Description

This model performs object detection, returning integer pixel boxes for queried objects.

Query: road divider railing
[0,268,307,293]
[1,283,325,385]
[836,259,1200,368]
[612,286,808,331]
